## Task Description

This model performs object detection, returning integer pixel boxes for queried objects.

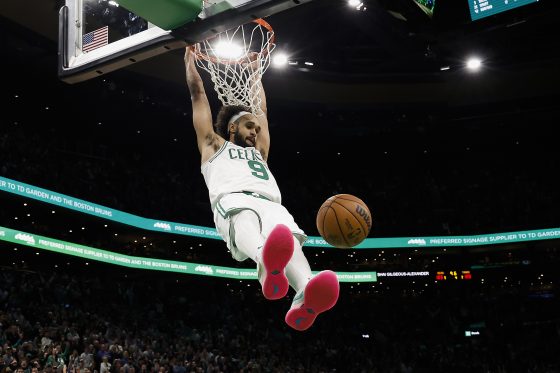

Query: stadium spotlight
[214,41,243,59]
[466,57,482,71]
[273,53,288,67]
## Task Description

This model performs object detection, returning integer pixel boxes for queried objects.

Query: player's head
[215,105,260,148]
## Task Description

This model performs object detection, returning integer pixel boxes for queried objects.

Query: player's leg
[285,238,312,293]
[231,210,294,300]
[230,210,264,262]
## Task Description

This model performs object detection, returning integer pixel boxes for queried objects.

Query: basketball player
[183,48,339,331]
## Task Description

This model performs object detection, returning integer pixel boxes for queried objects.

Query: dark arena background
[1,0,560,372]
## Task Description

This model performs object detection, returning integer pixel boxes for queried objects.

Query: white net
[193,19,275,116]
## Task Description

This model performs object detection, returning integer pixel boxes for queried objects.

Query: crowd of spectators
[1,264,559,373]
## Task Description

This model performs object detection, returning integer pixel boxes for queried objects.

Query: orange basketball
[316,194,372,248]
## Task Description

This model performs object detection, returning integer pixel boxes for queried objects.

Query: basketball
[316,194,372,248]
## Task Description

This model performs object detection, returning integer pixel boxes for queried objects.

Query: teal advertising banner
[2,176,560,249]
[0,226,377,282]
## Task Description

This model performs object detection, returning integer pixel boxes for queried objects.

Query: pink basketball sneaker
[259,224,294,300]
[285,270,340,331]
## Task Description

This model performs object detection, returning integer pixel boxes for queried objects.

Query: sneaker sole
[261,224,294,300]
[285,270,339,331]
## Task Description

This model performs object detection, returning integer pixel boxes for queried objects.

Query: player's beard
[232,131,248,148]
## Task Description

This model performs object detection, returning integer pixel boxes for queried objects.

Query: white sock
[232,210,265,264]
[285,238,312,293]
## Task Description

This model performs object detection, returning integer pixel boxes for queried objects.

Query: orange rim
[192,18,275,65]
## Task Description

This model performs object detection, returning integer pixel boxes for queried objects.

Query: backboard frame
[58,0,314,84]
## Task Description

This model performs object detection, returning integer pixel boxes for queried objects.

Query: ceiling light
[213,41,243,60]
[348,0,364,10]
[466,57,482,71]
[272,53,288,67]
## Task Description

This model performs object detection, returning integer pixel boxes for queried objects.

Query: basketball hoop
[192,18,275,116]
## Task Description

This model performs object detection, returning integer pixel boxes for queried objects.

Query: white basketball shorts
[213,192,307,261]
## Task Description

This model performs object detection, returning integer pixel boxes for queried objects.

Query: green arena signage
[0,226,376,282]
[2,176,560,249]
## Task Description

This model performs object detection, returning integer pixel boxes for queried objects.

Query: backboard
[58,0,313,84]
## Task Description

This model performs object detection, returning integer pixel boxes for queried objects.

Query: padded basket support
[116,0,203,30]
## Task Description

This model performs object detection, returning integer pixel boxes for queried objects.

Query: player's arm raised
[255,77,271,161]
[245,52,270,161]
[184,48,224,163]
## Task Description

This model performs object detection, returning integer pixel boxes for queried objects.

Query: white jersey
[201,141,282,209]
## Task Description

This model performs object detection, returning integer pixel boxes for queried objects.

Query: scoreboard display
[469,0,539,21]
[435,270,473,281]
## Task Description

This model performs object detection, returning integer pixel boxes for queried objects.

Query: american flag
[82,26,108,53]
